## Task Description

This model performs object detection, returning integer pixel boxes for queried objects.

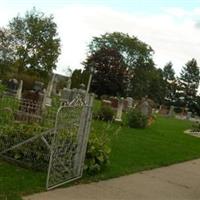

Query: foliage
[0,8,61,80]
[95,105,115,121]
[0,82,6,94]
[177,58,199,112]
[84,47,128,97]
[71,69,89,89]
[131,66,166,104]
[86,32,155,97]
[89,32,154,68]
[0,28,14,79]
[125,109,148,128]
[0,121,111,174]
[174,106,183,113]
[163,62,175,81]
[85,131,111,174]
[0,123,49,169]
[191,121,200,132]
[0,117,199,199]
[163,62,177,105]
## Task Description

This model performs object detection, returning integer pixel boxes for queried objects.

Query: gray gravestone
[168,105,175,117]
[115,98,124,122]
[187,111,192,120]
[140,98,149,116]
[126,97,133,109]
[16,80,23,100]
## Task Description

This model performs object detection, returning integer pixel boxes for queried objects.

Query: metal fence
[0,90,94,190]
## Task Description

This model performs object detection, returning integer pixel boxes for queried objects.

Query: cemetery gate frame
[0,92,94,190]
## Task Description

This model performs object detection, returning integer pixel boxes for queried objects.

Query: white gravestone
[16,80,23,100]
[115,98,124,122]
[126,97,133,109]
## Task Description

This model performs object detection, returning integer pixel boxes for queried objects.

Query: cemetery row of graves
[1,74,200,199]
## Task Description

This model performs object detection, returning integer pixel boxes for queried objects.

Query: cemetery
[1,76,200,199]
[0,5,200,200]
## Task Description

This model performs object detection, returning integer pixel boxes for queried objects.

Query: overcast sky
[0,0,200,75]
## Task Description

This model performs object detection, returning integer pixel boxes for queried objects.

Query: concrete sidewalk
[24,159,200,200]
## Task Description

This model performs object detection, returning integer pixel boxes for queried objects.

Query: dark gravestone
[7,79,18,96]
[16,81,44,122]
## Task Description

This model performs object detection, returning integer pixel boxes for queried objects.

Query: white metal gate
[0,91,94,190]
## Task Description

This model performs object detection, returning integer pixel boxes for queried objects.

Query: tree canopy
[177,58,200,111]
[0,8,61,80]
[84,32,166,102]
[83,47,128,97]
[88,32,154,69]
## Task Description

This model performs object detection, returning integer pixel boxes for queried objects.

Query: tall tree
[178,58,199,112]
[71,69,90,89]
[131,63,165,103]
[84,47,128,97]
[0,28,15,79]
[89,32,154,69]
[1,8,60,80]
[163,62,177,105]
[163,62,175,81]
[86,32,155,97]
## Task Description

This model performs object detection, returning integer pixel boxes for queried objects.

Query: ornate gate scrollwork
[46,94,94,190]
[0,91,94,190]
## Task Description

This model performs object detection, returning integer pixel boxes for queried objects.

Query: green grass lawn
[1,117,200,199]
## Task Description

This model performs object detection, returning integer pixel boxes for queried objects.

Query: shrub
[126,109,148,128]
[95,105,114,121]
[0,83,6,96]
[0,122,111,175]
[174,107,182,114]
[84,131,111,174]
[0,123,49,169]
[191,121,200,132]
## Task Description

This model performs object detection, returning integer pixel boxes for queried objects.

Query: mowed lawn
[1,117,200,199]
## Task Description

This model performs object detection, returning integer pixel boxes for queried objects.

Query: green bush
[0,123,49,169]
[84,132,111,174]
[95,105,114,121]
[191,121,200,132]
[126,109,148,128]
[174,107,182,113]
[0,122,111,174]
[0,83,6,96]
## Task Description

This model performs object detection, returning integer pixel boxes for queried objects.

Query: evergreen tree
[163,62,177,106]
[178,58,199,112]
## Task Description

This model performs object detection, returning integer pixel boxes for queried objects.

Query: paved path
[24,159,200,200]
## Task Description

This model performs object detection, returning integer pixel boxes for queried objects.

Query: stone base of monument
[115,118,122,122]
[45,97,52,107]
[115,118,123,125]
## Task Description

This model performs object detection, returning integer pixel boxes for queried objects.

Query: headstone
[126,97,133,109]
[115,98,124,122]
[140,97,150,116]
[168,105,174,117]
[67,78,71,89]
[7,78,18,95]
[16,80,23,100]
[187,111,192,120]
[123,99,128,111]
[46,73,56,98]
[102,99,112,107]
[109,97,118,109]
[43,74,55,108]
[61,87,86,105]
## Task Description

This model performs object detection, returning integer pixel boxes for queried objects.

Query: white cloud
[0,4,199,76]
[165,7,189,17]
[53,5,200,75]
